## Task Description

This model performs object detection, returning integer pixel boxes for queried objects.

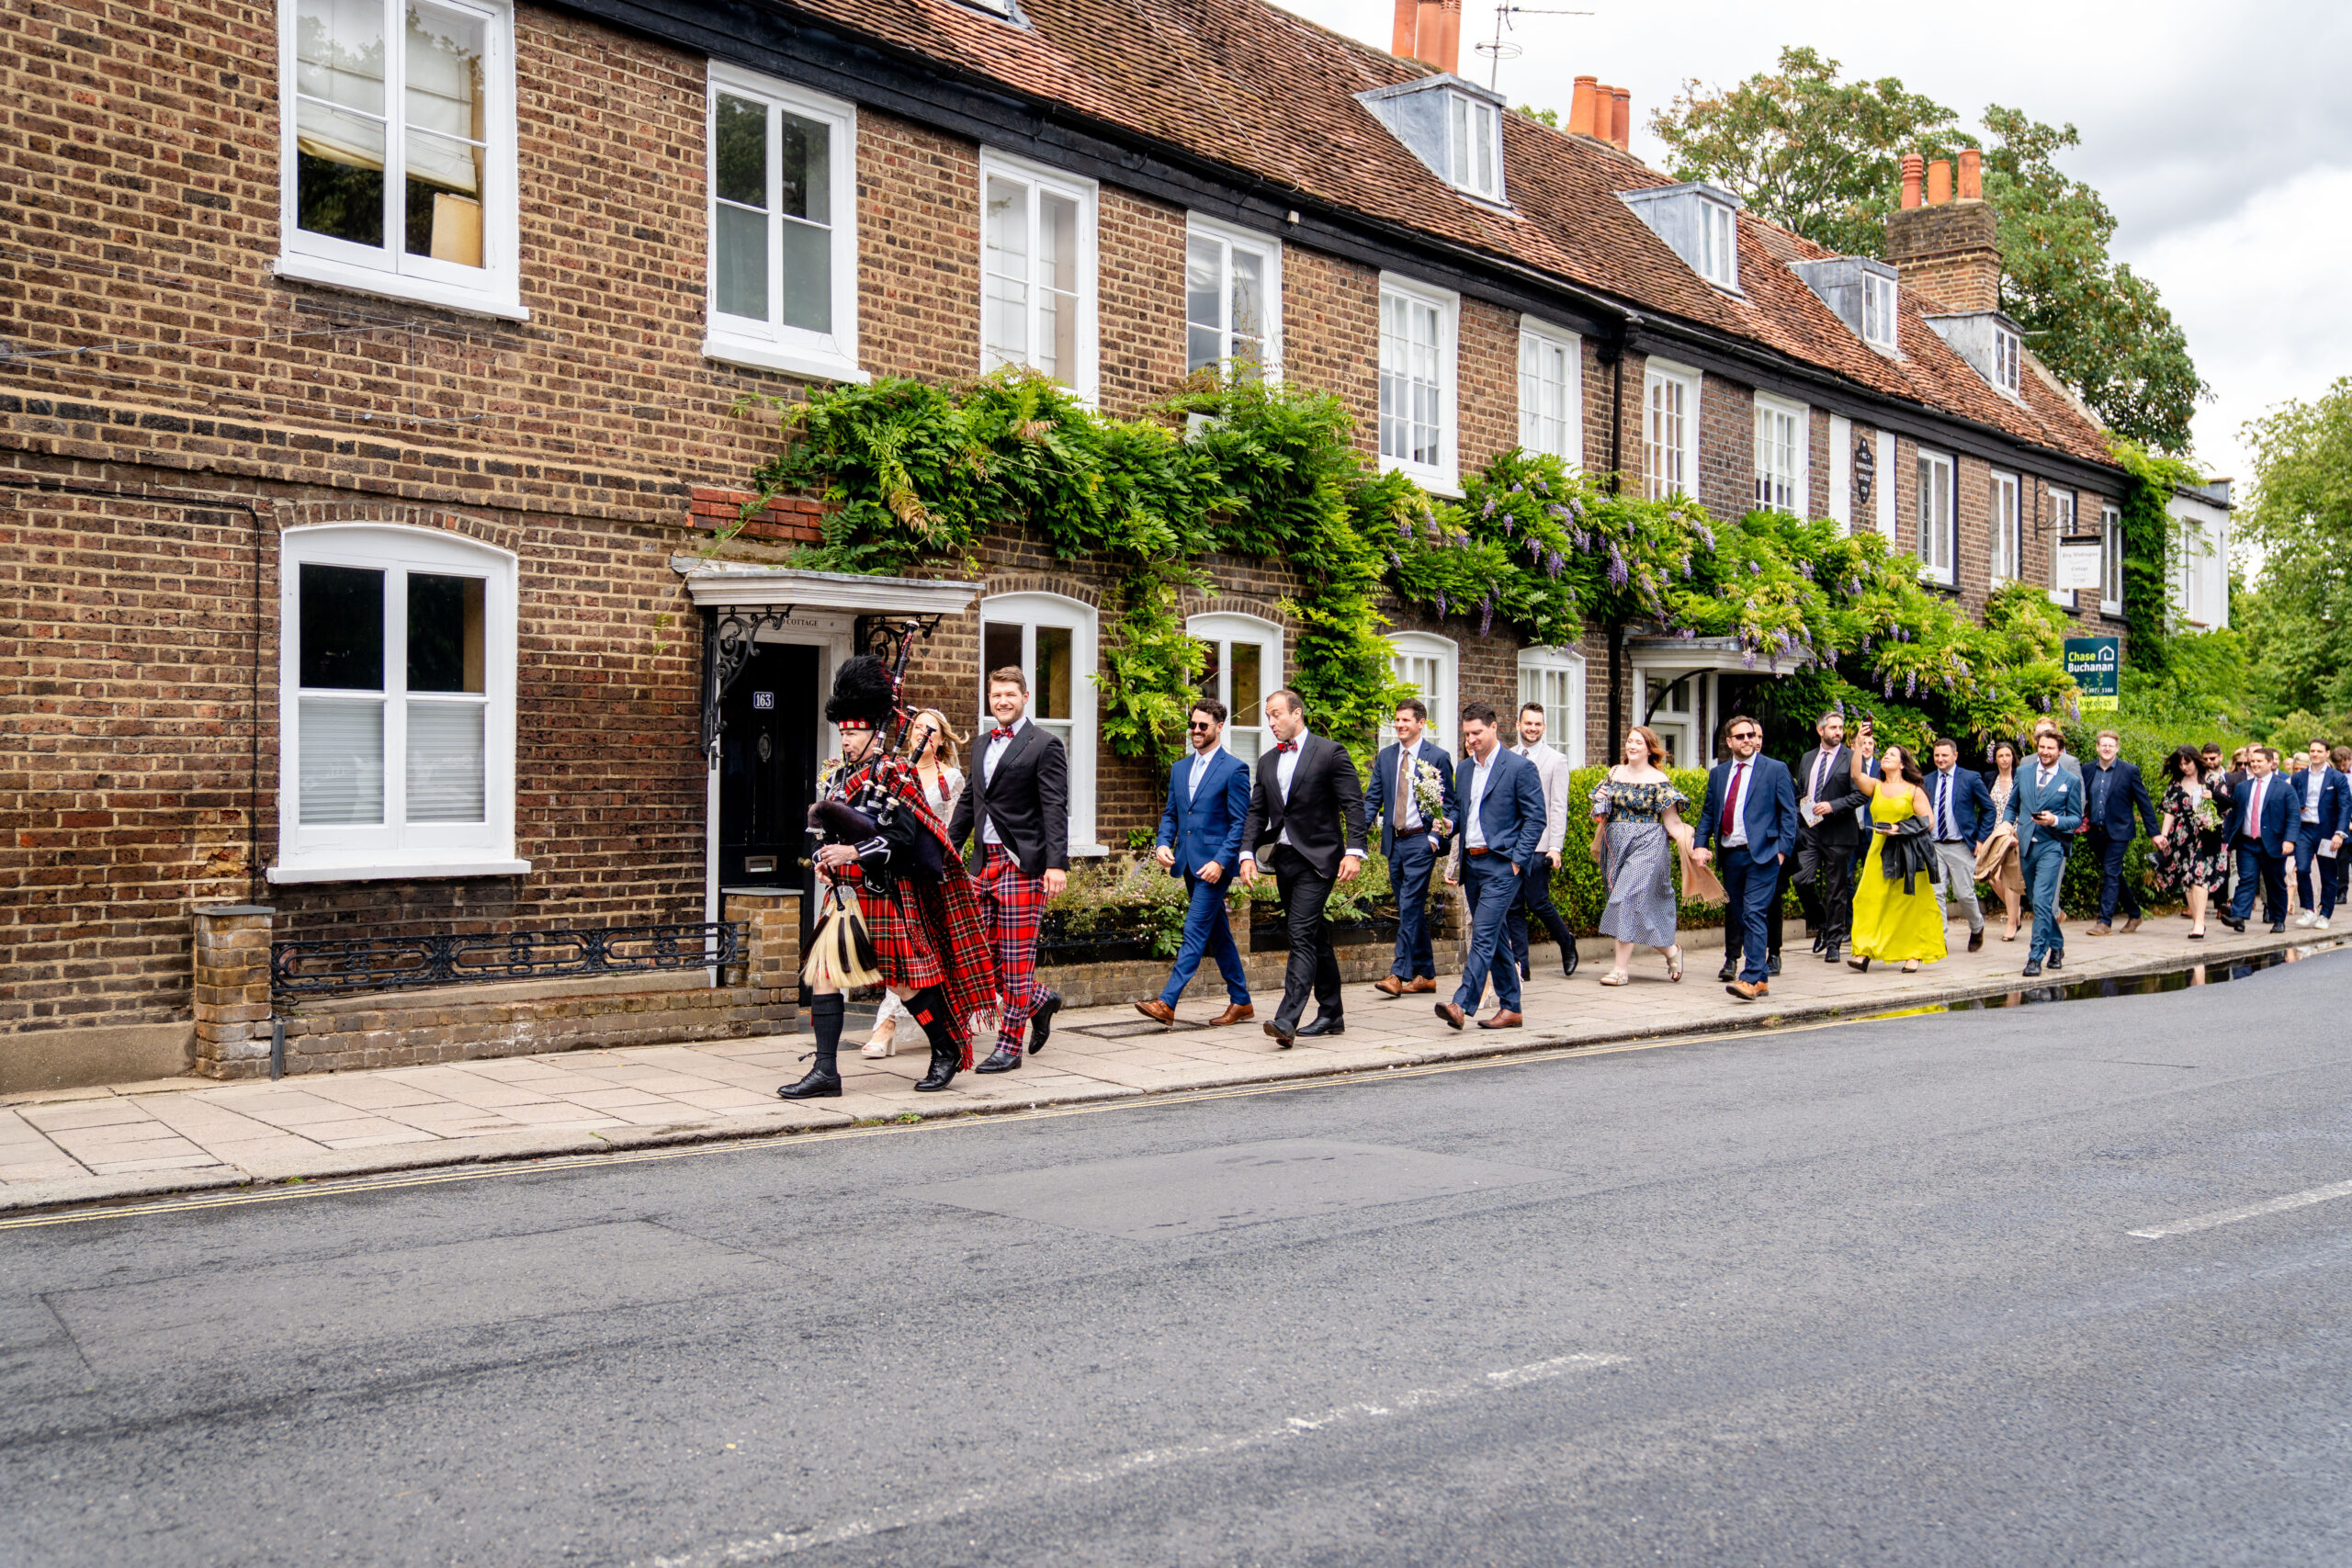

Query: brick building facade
[1,0,2128,1079]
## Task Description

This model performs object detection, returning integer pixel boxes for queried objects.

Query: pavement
[6,940,2351,1565]
[0,909,2333,1214]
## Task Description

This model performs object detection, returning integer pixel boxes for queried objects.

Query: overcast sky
[1281,0,2350,497]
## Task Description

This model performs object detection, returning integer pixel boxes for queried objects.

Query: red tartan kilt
[855,886,944,991]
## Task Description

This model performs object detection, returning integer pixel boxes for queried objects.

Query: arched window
[1385,630,1458,749]
[978,592,1100,853]
[1185,611,1283,763]
[274,525,523,882]
[1517,645,1587,767]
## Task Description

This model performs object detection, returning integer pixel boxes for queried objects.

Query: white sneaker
[2317,916,2333,931]
[2294,910,2318,929]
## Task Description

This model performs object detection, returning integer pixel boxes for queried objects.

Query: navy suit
[2005,762,2085,963]
[2282,764,2352,917]
[2223,771,2298,927]
[2081,759,2161,925]
[1154,746,1253,1008]
[1363,737,1457,982]
[1450,747,1546,1015]
[1699,755,1800,987]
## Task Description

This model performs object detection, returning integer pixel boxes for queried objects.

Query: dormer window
[1356,77,1510,208]
[1922,309,2028,400]
[1619,182,1742,292]
[1446,92,1501,199]
[1862,270,1898,350]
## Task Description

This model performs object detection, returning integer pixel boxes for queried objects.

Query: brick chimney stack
[1883,146,2001,314]
[1391,0,1462,74]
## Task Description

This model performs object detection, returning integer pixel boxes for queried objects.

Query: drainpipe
[1599,327,1631,746]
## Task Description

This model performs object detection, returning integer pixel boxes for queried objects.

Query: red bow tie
[990,728,1017,741]
[1274,740,1295,753]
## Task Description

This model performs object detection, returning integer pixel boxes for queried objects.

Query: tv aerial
[1473,5,1594,91]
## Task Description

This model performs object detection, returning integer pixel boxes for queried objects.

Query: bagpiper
[778,655,999,1100]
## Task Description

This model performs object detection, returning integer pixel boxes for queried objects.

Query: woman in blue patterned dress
[1591,725,1695,986]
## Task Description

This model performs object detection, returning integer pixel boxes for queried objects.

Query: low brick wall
[1038,933,1472,1010]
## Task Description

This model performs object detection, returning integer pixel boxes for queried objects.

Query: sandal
[1598,969,1631,987]
[860,1020,898,1060]
[1665,946,1684,982]
[1901,960,1921,974]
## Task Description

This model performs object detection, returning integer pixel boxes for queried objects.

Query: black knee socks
[904,987,959,1056]
[809,993,845,1075]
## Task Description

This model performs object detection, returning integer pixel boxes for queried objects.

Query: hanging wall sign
[2054,536,2105,593]
[1853,436,1876,504]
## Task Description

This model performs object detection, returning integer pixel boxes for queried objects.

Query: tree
[2240,378,2352,717]
[1650,49,2205,454]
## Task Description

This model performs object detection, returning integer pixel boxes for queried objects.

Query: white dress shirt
[2303,768,2324,824]
[1464,748,1495,850]
[1720,759,1753,849]
[1242,731,1360,864]
[978,715,1028,846]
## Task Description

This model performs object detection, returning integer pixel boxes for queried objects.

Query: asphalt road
[6,950,2352,1567]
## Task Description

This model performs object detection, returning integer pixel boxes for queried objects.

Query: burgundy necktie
[1721,762,1745,839]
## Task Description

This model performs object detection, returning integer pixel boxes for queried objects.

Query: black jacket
[1878,813,1939,895]
[1238,733,1367,880]
[948,721,1070,876]
[1793,743,1871,848]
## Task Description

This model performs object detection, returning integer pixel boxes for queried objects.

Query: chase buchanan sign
[2064,635,2121,713]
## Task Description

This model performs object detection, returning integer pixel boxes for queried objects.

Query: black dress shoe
[1811,934,1826,953]
[1295,1013,1345,1038]
[1767,953,1782,976]
[1027,992,1062,1055]
[2045,953,2064,970]
[975,1045,1023,1073]
[777,1066,842,1100]
[2270,921,2288,934]
[1716,963,1736,983]
[1822,944,1842,964]
[2221,916,2246,932]
[2021,958,2042,977]
[1263,1018,1296,1046]
[913,1044,959,1092]
[1561,947,1578,978]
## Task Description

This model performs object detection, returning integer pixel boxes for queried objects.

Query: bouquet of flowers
[2193,794,2222,832]
[1410,757,1450,829]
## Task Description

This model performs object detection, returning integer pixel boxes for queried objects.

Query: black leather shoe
[2220,916,2246,932]
[913,1044,958,1093]
[1263,1018,1296,1047]
[1561,946,1578,978]
[777,1066,842,1100]
[2045,953,2064,970]
[1811,934,1826,953]
[2270,921,2288,934]
[2021,958,2042,977]
[1767,953,1782,976]
[1295,1013,1345,1038]
[975,1046,1023,1073]
[1716,963,1736,983]
[1822,944,1841,964]
[1027,992,1062,1055]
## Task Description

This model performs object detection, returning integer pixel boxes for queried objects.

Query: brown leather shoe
[2120,917,2141,933]
[1434,1001,1466,1030]
[1133,998,1175,1026]
[2086,923,2113,936]
[1210,1002,1255,1027]
[1372,976,1406,998]
[1404,976,1438,993]
[1726,979,1769,1002]
[1477,1009,1523,1030]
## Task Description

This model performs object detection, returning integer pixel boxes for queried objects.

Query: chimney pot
[1567,75,1598,138]
[1958,148,1983,201]
[1419,0,1461,76]
[1610,86,1632,150]
[1391,0,1419,61]
[1901,153,1924,209]
[1927,158,1951,206]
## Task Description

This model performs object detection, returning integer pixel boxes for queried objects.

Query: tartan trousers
[975,843,1049,1052]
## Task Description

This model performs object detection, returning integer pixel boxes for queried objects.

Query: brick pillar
[722,889,802,1028]
[193,904,275,1078]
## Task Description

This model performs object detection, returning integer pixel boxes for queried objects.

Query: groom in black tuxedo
[1238,688,1368,1046]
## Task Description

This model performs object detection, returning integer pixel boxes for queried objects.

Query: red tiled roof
[776,0,2116,470]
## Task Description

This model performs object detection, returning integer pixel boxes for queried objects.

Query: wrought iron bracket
[854,613,944,665]
[703,605,797,764]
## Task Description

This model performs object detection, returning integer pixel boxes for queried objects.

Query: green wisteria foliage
[742,367,2077,770]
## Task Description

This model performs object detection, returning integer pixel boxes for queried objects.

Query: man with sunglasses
[1692,716,1799,1003]
[1134,699,1255,1028]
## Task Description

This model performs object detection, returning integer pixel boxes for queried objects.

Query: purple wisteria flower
[1607,543,1629,588]
[1680,627,1696,640]
[1481,498,1497,518]
[1396,514,1412,540]
[1746,559,1762,576]
[1502,515,1515,536]
[1796,559,1815,580]
[1478,594,1495,637]
[1535,479,1550,496]
[1508,483,1522,494]
[1546,548,1565,578]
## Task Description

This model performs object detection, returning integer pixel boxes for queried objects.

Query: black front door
[718,641,820,887]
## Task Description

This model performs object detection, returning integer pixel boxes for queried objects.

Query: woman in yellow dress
[1844,728,1950,973]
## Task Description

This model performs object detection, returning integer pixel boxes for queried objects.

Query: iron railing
[271,920,748,998]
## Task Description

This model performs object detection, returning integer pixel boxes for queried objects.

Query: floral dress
[1594,775,1687,950]
[2151,779,2223,897]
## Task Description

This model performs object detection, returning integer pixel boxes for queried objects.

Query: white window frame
[1753,392,1809,514]
[978,592,1101,855]
[1643,358,1700,502]
[1185,612,1283,767]
[1698,198,1738,289]
[1827,413,1853,531]
[2048,487,2077,609]
[1383,631,1458,751]
[271,524,524,883]
[701,66,864,384]
[1517,318,1582,465]
[1182,215,1283,381]
[1518,646,1587,768]
[1377,273,1459,493]
[1874,429,1898,536]
[1861,270,1899,352]
[1915,448,1955,587]
[978,149,1099,400]
[1442,91,1504,202]
[1989,470,2021,587]
[275,0,526,320]
[1992,323,2022,396]
[2101,502,2125,615]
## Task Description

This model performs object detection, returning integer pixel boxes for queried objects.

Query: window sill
[274,254,530,322]
[1380,456,1460,499]
[702,333,871,384]
[266,857,532,885]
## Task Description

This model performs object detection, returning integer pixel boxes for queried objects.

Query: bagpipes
[800,622,926,991]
